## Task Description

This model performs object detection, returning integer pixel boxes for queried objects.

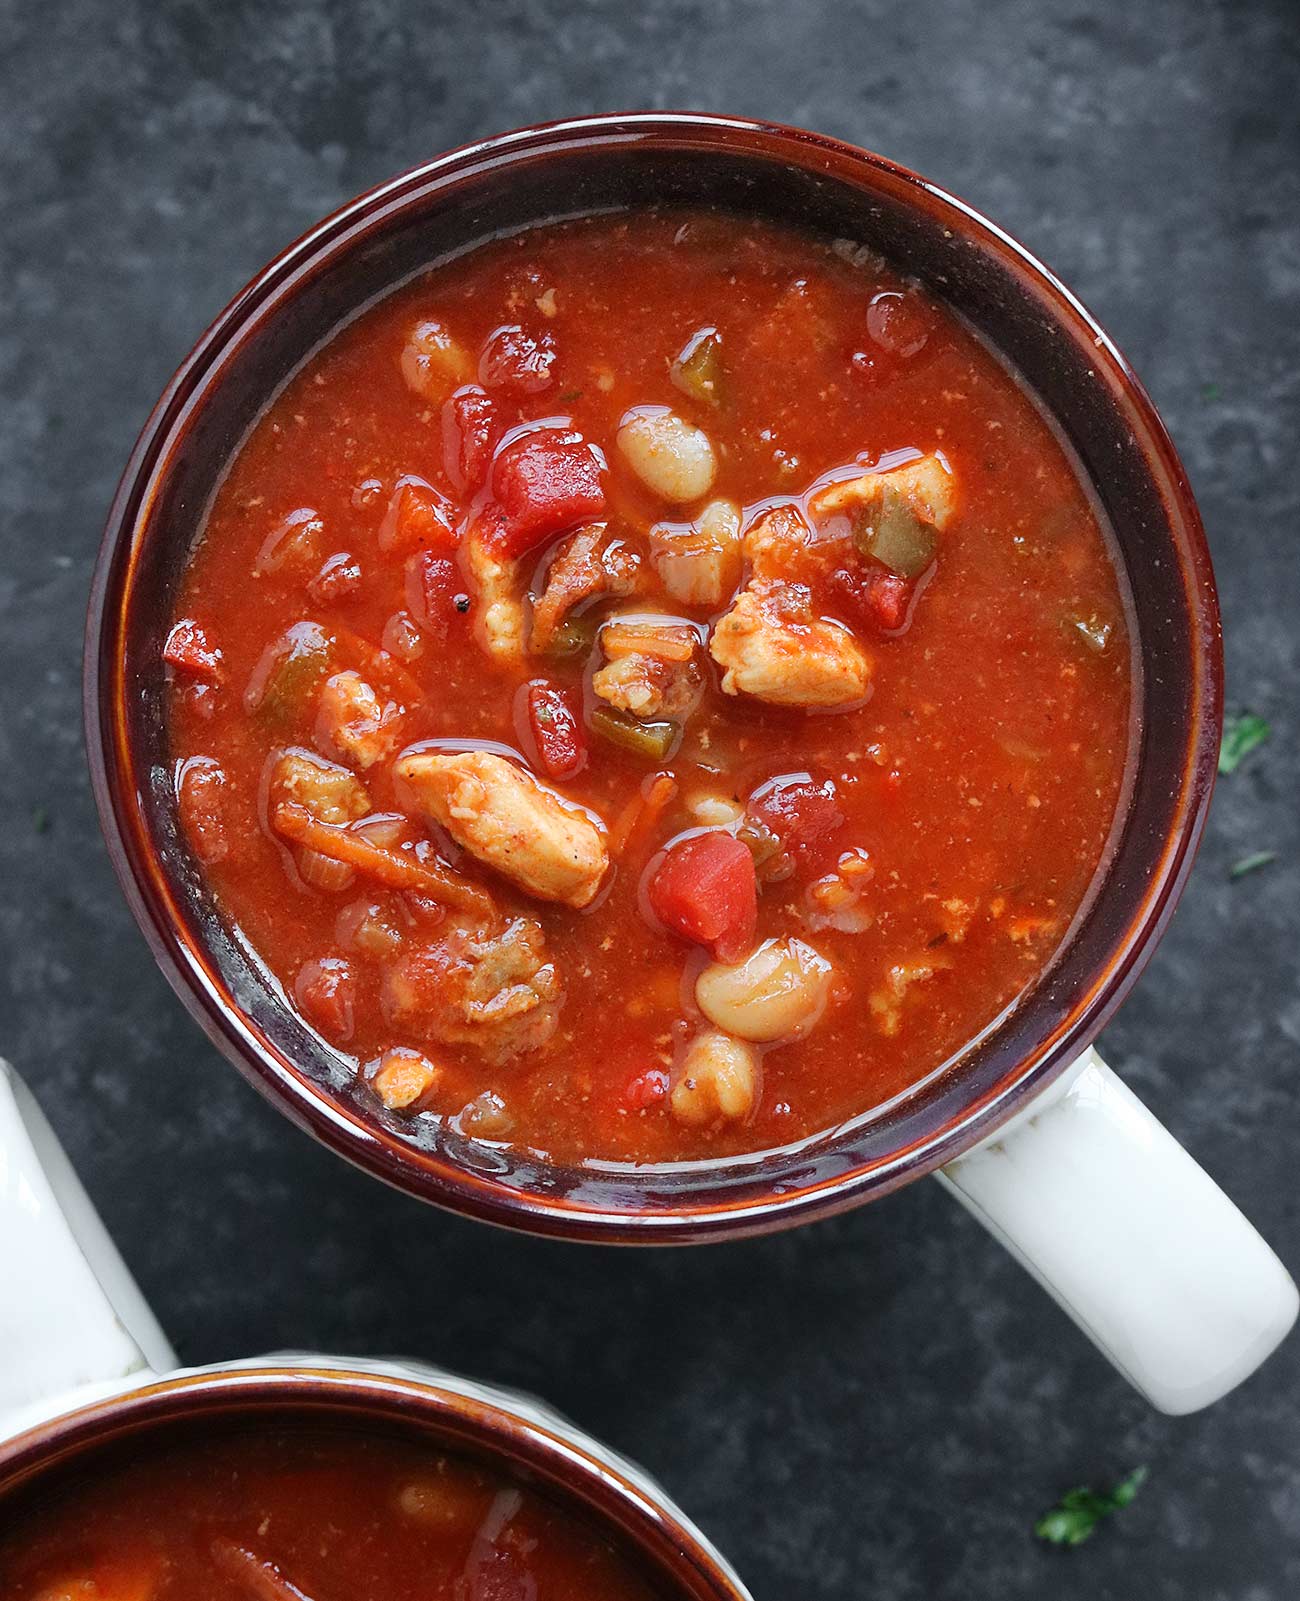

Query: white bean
[688,790,745,827]
[617,408,716,503]
[400,317,472,401]
[651,498,741,606]
[695,937,833,1043]
[670,1029,760,1127]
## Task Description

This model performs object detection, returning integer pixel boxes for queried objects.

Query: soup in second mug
[0,1423,665,1600]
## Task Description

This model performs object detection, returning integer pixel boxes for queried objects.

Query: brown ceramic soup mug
[0,1062,748,1599]
[86,113,1295,1413]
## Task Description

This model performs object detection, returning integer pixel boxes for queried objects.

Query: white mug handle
[0,1059,175,1435]
[938,1046,1297,1413]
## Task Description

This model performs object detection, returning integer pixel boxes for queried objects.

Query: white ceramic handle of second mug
[938,1046,1297,1414]
[0,1059,175,1437]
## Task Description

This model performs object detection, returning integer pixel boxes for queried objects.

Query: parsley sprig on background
[1230,850,1277,880]
[1219,713,1271,775]
[1035,1466,1148,1547]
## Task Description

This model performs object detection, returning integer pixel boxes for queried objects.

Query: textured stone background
[2,1,1298,1596]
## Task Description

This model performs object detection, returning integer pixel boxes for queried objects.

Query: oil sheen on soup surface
[165,208,1133,1165]
[0,1428,659,1599]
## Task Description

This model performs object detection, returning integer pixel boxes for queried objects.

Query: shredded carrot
[600,620,696,662]
[211,1539,319,1601]
[272,802,493,918]
[333,625,425,706]
[610,771,678,859]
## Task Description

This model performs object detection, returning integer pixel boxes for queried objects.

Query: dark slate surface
[2,1,1298,1595]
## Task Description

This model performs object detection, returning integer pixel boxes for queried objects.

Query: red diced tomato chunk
[442,385,498,494]
[163,619,222,681]
[526,682,587,780]
[405,552,466,640]
[863,569,912,631]
[746,776,843,859]
[176,756,228,863]
[490,428,605,557]
[647,831,757,963]
[294,956,356,1042]
[479,325,556,395]
[624,1067,669,1110]
[379,478,458,557]
[830,565,914,634]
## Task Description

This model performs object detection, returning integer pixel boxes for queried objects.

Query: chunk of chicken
[314,670,401,770]
[383,916,562,1063]
[269,748,371,823]
[464,520,525,663]
[396,749,608,909]
[591,618,703,721]
[267,748,372,892]
[709,580,871,708]
[529,523,642,652]
[742,502,827,582]
[808,451,956,531]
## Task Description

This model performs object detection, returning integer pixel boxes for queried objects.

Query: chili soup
[164,208,1134,1165]
[0,1427,659,1599]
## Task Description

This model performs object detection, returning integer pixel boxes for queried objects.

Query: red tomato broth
[166,208,1135,1166]
[0,1427,660,1600]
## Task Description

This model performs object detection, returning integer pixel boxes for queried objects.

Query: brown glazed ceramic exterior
[0,1365,747,1599]
[85,113,1221,1242]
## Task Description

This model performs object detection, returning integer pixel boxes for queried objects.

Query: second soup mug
[86,113,1296,1414]
[0,1063,749,1600]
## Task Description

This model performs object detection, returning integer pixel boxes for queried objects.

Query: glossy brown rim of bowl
[85,112,1221,1243]
[0,1365,746,1599]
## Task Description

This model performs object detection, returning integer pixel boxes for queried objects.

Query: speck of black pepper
[453,594,471,613]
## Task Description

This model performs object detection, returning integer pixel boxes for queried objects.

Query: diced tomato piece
[829,564,914,634]
[490,428,605,557]
[176,756,228,863]
[526,682,587,780]
[378,478,458,557]
[479,324,556,396]
[746,776,844,860]
[624,1067,669,1111]
[442,385,498,494]
[163,618,222,681]
[294,956,355,1042]
[863,569,912,631]
[647,832,757,963]
[405,551,467,641]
